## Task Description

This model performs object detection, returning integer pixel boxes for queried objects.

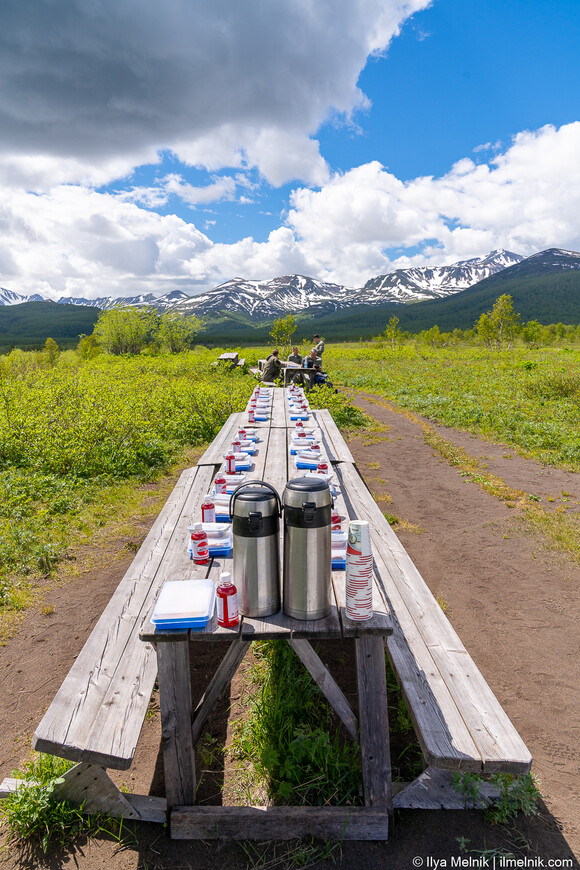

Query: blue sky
[0,0,579,299]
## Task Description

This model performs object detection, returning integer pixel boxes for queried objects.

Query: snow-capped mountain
[0,288,44,305]
[56,289,191,310]
[173,249,523,318]
[174,275,350,320]
[359,250,523,303]
[0,249,525,316]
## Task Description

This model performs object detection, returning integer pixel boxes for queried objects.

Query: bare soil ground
[0,393,579,869]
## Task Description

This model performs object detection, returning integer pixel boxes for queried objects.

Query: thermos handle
[228,479,282,520]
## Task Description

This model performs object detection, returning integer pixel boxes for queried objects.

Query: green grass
[0,753,129,855]
[325,343,580,469]
[230,641,362,807]
[0,347,254,610]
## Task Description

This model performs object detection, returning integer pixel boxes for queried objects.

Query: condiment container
[201,496,216,523]
[191,522,209,565]
[217,572,239,627]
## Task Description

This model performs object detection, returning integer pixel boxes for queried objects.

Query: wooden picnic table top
[140,389,391,643]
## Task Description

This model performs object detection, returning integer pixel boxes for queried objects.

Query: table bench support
[157,642,196,808]
[171,805,388,840]
[192,639,251,744]
[288,639,359,741]
[355,636,392,811]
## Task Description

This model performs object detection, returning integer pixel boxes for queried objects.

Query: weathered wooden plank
[393,767,498,810]
[52,763,140,819]
[336,464,485,771]
[288,639,358,740]
[124,793,168,823]
[157,641,196,808]
[270,387,288,426]
[33,465,205,768]
[138,464,221,643]
[0,778,169,822]
[337,462,532,774]
[171,805,388,840]
[191,639,251,744]
[312,409,355,463]
[197,414,241,465]
[355,635,392,808]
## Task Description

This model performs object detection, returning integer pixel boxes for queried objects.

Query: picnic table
[139,390,393,839]
[4,387,532,840]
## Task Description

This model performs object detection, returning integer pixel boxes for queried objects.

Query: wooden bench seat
[32,463,215,772]
[335,461,532,777]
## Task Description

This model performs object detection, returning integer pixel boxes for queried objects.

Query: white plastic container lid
[152,579,215,622]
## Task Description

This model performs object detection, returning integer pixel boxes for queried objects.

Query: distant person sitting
[288,346,302,366]
[304,348,324,388]
[287,346,304,384]
[261,349,284,382]
[305,348,318,368]
[313,334,324,357]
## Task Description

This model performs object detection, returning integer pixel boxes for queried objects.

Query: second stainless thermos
[282,477,333,620]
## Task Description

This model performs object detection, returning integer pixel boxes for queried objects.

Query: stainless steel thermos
[282,477,333,620]
[230,481,281,617]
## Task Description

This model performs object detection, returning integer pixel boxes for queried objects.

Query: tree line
[383,294,580,350]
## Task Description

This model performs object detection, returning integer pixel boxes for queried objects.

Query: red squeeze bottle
[317,461,329,474]
[214,473,227,494]
[191,522,209,565]
[225,453,236,473]
[217,572,239,627]
[248,409,255,423]
[201,496,215,523]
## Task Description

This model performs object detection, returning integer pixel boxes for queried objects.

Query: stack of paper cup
[345,520,373,620]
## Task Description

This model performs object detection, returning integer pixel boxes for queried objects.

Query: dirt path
[0,395,578,869]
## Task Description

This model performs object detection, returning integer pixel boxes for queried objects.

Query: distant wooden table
[282,364,314,387]
[140,398,393,841]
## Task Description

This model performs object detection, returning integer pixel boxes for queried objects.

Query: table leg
[355,635,392,810]
[157,641,196,808]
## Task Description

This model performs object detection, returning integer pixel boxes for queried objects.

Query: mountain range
[2,248,580,349]
[0,249,523,319]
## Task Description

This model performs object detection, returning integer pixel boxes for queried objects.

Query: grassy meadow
[324,343,580,470]
[0,347,254,610]
[0,344,363,614]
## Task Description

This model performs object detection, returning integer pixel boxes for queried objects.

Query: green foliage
[0,349,253,604]
[476,294,521,349]
[232,641,362,806]
[269,314,297,355]
[452,771,541,822]
[76,333,101,360]
[486,773,541,825]
[1,753,130,855]
[1,755,82,854]
[326,344,580,469]
[158,312,202,353]
[93,306,158,354]
[451,771,484,808]
[384,315,402,349]
[43,337,60,364]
